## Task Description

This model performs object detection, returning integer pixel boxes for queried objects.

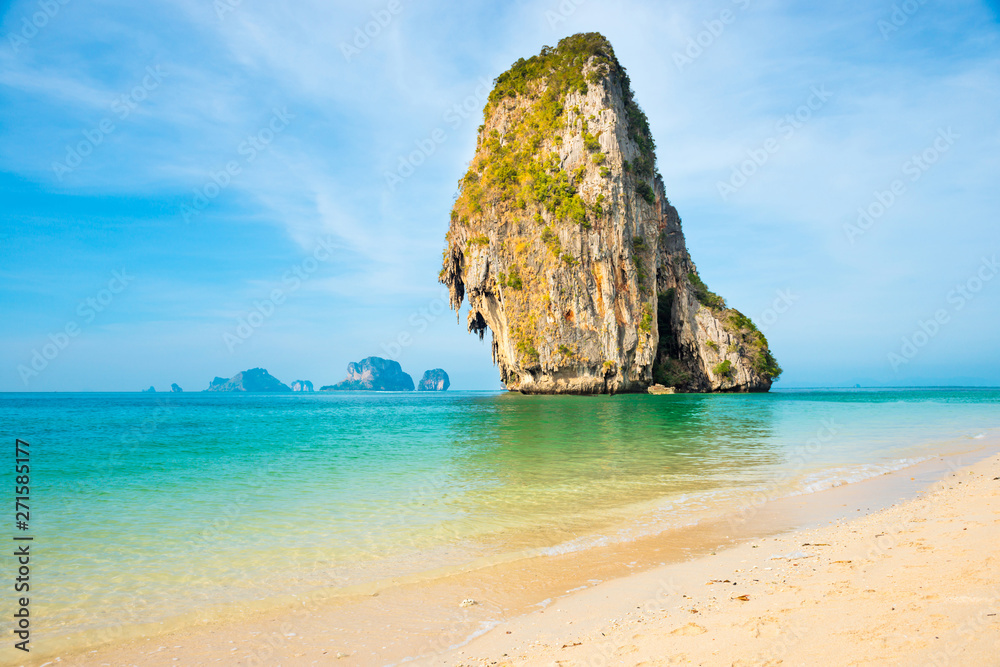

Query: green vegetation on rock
[687,271,727,310]
[516,336,540,364]
[636,181,656,205]
[639,303,653,333]
[713,360,733,377]
[724,311,782,381]
[452,33,656,234]
[487,33,612,108]
[541,225,562,256]
[499,268,524,290]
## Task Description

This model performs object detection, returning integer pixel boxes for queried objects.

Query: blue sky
[1,0,998,391]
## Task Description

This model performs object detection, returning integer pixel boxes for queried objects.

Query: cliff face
[440,33,780,394]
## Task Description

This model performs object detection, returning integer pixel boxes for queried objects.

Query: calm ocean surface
[1,388,998,652]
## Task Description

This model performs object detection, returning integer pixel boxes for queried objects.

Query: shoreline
[434,449,1000,666]
[30,434,1000,666]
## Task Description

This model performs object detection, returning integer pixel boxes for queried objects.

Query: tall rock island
[440,33,780,394]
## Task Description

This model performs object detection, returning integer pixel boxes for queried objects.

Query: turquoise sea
[1,388,998,657]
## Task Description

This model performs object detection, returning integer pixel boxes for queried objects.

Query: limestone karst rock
[205,368,291,392]
[321,357,415,391]
[440,33,780,394]
[417,369,451,391]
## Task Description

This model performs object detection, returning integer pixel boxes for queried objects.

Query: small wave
[792,457,932,496]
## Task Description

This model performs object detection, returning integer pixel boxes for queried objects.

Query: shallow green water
[0,388,997,652]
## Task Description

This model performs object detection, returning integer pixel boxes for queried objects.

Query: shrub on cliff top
[753,349,782,381]
[687,272,726,310]
[452,33,657,232]
[725,309,782,382]
[487,33,615,110]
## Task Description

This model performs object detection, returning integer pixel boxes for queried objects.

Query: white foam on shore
[791,457,933,496]
[532,455,944,560]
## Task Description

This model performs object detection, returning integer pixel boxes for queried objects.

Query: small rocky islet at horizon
[142,383,184,393]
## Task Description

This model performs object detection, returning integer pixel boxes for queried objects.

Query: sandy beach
[421,451,1000,666]
[46,443,1000,667]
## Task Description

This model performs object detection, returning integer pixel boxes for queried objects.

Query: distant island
[321,357,415,391]
[142,383,183,392]
[200,360,449,393]
[418,369,450,391]
[206,368,291,392]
